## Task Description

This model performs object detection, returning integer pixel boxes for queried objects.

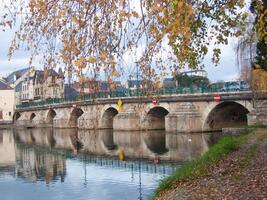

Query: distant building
[127,79,152,90]
[64,84,79,98]
[163,78,177,88]
[4,67,31,88]
[4,67,32,105]
[127,80,142,90]
[42,67,64,99]
[19,67,64,103]
[180,70,208,78]
[73,79,123,95]
[0,79,14,121]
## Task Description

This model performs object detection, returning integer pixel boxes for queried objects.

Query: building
[4,67,32,105]
[43,67,64,99]
[163,78,177,88]
[180,70,208,78]
[4,67,31,88]
[0,80,14,121]
[19,67,64,103]
[72,79,123,95]
[127,79,153,90]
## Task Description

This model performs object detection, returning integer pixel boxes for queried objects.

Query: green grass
[239,124,266,129]
[153,135,247,199]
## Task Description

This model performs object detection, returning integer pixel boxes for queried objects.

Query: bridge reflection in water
[0,128,219,200]
[14,128,214,161]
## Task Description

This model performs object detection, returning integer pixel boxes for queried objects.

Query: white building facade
[0,84,14,121]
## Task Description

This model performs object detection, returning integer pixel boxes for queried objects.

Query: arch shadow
[13,112,21,122]
[30,113,36,122]
[69,108,84,127]
[47,109,57,124]
[204,101,249,131]
[144,106,169,130]
[100,107,118,129]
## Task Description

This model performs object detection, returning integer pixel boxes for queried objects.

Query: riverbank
[154,129,267,200]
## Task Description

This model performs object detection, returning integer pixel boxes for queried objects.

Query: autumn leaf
[87,57,97,63]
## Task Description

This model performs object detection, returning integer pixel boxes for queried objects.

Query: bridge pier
[113,108,141,131]
[165,103,202,133]
[53,108,71,128]
[248,100,267,126]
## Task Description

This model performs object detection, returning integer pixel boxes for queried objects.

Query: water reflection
[14,128,216,161]
[166,133,210,161]
[0,128,220,200]
[0,130,16,174]
[1,128,181,200]
[16,144,66,183]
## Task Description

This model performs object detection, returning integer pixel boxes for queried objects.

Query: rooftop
[0,79,13,90]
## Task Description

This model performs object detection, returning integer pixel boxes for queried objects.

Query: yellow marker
[118,105,122,113]
[117,98,123,113]
[119,146,124,161]
[117,98,123,106]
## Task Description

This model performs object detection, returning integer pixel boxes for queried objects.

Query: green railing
[16,85,250,109]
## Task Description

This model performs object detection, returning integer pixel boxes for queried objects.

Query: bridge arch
[100,107,119,129]
[46,109,57,124]
[13,112,21,121]
[69,107,84,127]
[30,113,36,122]
[203,101,250,131]
[143,106,169,130]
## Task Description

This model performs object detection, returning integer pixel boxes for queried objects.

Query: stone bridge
[14,91,267,132]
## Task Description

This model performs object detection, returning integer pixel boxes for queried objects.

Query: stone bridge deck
[14,91,267,132]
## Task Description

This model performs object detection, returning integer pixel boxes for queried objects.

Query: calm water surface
[0,128,218,200]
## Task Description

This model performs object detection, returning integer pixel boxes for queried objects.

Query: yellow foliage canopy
[252,68,267,91]
[0,0,249,84]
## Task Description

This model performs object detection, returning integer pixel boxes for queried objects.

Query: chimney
[44,67,48,80]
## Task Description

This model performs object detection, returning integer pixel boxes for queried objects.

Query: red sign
[152,99,158,105]
[213,94,221,102]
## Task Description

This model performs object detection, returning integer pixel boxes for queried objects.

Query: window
[9,112,11,116]
[0,111,3,119]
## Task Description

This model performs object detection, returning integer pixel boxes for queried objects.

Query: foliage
[175,74,210,88]
[252,68,267,90]
[251,0,267,73]
[235,0,266,88]
[254,40,267,71]
[0,0,249,83]
[251,0,267,42]
[153,134,248,199]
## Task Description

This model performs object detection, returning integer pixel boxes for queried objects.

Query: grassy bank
[153,133,250,199]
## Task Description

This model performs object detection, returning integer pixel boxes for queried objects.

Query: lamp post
[135,62,140,96]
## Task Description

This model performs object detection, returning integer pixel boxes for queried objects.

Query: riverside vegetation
[154,128,267,200]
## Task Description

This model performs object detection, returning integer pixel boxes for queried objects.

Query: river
[0,128,219,200]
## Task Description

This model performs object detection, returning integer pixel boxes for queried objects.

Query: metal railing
[16,85,250,109]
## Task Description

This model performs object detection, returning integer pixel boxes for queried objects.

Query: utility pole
[136,62,139,96]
